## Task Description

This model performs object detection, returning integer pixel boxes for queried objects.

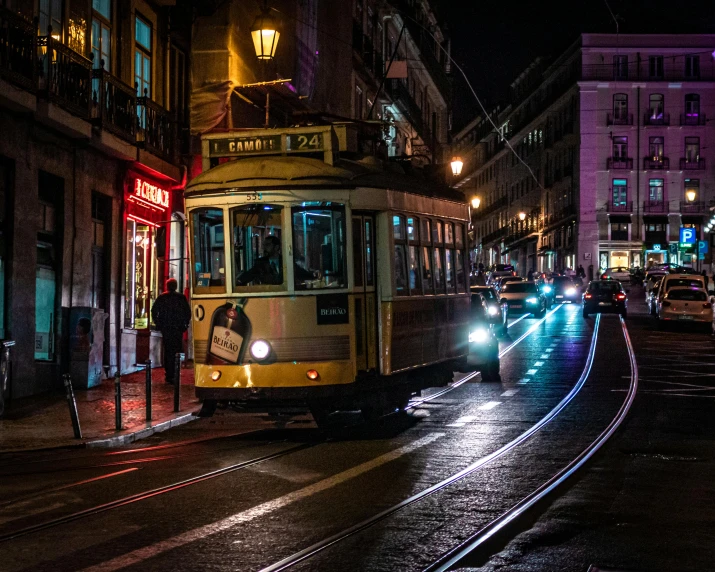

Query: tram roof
[185,155,465,202]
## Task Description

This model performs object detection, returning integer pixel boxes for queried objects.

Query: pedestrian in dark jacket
[152,278,192,383]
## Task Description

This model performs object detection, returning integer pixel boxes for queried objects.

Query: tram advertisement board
[317,294,350,325]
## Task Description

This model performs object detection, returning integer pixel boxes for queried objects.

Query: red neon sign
[130,178,169,211]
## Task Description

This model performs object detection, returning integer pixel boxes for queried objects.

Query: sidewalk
[0,365,200,453]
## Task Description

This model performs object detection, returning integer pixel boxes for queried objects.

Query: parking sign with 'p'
[679,227,696,246]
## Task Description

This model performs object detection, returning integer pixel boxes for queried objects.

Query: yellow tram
[186,124,471,422]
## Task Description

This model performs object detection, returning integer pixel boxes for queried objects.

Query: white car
[654,273,707,317]
[657,286,712,329]
[601,267,631,283]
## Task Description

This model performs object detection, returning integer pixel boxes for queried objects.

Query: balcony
[474,196,508,219]
[0,7,36,92]
[643,157,669,170]
[385,79,428,144]
[607,113,633,126]
[680,158,706,170]
[643,112,670,126]
[137,95,175,164]
[607,201,633,213]
[37,32,93,120]
[607,157,633,170]
[680,200,711,214]
[680,113,706,126]
[643,200,667,213]
[480,226,508,245]
[91,68,136,144]
[583,67,715,82]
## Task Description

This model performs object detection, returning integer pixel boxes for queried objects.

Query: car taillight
[584,293,592,299]
[616,293,626,301]
[662,300,671,307]
[703,303,712,309]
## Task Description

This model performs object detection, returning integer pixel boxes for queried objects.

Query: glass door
[352,213,377,372]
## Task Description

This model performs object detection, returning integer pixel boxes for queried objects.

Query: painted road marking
[545,348,553,353]
[478,401,501,411]
[534,361,544,367]
[517,378,530,385]
[526,369,537,375]
[80,433,444,572]
[446,423,466,428]
[540,354,549,359]
[501,389,520,397]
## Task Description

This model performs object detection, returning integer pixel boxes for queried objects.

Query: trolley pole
[173,352,183,412]
[114,372,122,431]
[63,374,82,439]
[145,358,152,421]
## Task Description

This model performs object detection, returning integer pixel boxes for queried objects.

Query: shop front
[121,170,186,372]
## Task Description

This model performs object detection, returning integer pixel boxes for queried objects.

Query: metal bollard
[62,374,82,439]
[114,373,122,431]
[173,352,183,412]
[145,358,152,421]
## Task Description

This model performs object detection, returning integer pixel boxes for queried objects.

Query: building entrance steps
[0,365,199,453]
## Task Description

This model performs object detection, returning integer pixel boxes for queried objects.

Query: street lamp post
[251,2,281,60]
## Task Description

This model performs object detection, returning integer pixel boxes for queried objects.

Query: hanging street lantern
[450,156,463,176]
[471,197,481,209]
[251,4,280,60]
[686,189,697,202]
[518,211,527,221]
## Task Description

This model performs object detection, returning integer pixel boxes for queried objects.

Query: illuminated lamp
[518,212,527,221]
[251,2,280,60]
[471,197,481,209]
[450,156,464,176]
[686,189,697,202]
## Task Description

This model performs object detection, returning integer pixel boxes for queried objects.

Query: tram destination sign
[208,132,325,158]
[209,135,282,157]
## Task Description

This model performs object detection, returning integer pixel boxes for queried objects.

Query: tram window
[292,204,347,290]
[444,222,454,246]
[392,215,405,240]
[421,219,431,245]
[352,217,364,287]
[445,249,455,293]
[433,248,445,293]
[421,246,434,294]
[408,245,421,294]
[456,249,466,293]
[407,216,418,243]
[190,208,226,293]
[455,224,464,248]
[432,220,443,245]
[394,244,408,295]
[231,205,284,289]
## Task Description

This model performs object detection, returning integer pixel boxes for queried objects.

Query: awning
[642,215,668,224]
[681,215,705,224]
[233,80,313,122]
[608,214,632,224]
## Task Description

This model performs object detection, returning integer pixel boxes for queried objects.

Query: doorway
[352,213,378,372]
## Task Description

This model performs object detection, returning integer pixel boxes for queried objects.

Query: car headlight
[488,306,498,316]
[566,287,576,296]
[542,285,552,293]
[526,297,538,304]
[469,328,489,343]
[250,339,271,360]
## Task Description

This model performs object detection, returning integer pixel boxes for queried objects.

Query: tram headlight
[250,340,271,361]
[211,370,222,381]
[469,328,489,343]
[487,306,498,316]
[306,369,320,380]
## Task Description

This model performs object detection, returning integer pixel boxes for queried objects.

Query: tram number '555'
[245,192,263,201]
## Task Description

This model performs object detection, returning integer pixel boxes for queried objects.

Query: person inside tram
[236,235,318,286]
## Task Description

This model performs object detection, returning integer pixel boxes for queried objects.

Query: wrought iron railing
[679,158,706,170]
[607,201,633,213]
[643,200,667,213]
[607,113,633,126]
[0,6,35,91]
[37,27,92,119]
[644,112,670,126]
[137,92,175,163]
[680,200,710,214]
[607,157,633,169]
[91,67,136,143]
[643,157,669,170]
[680,113,706,126]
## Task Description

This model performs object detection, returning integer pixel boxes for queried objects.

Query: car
[646,277,663,315]
[657,287,712,330]
[551,275,580,303]
[601,267,631,282]
[471,285,508,337]
[500,280,547,317]
[495,275,524,293]
[488,263,516,283]
[653,273,707,317]
[582,280,628,318]
[459,292,500,381]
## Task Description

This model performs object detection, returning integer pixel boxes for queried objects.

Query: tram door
[352,214,378,372]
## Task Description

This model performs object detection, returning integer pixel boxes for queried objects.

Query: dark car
[552,276,580,303]
[471,285,508,337]
[500,281,547,317]
[459,292,500,381]
[582,280,628,318]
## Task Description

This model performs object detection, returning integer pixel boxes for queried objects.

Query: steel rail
[425,315,638,571]
[0,310,558,542]
[258,307,594,572]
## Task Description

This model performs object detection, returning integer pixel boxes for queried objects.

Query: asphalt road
[0,291,711,572]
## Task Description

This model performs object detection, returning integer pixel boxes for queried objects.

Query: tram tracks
[0,308,557,546]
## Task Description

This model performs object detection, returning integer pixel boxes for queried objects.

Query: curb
[85,410,200,448]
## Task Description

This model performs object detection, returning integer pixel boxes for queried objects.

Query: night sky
[443,0,715,132]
